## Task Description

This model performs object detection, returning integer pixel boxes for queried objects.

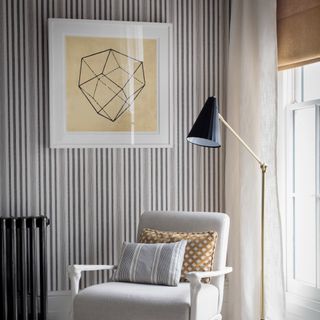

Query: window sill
[287,292,320,320]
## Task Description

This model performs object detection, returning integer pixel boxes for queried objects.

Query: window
[278,62,320,319]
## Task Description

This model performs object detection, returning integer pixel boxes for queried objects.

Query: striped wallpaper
[0,0,228,292]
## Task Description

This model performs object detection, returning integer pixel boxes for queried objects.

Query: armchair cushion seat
[74,281,219,320]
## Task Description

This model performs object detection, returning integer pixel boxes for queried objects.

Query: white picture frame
[48,18,173,148]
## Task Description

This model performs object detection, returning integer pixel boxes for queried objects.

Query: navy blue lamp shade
[187,96,221,148]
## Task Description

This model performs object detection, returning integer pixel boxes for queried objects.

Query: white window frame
[279,68,320,320]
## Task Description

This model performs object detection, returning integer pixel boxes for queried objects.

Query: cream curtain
[224,0,285,319]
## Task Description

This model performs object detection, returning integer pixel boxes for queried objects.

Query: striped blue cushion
[113,241,187,286]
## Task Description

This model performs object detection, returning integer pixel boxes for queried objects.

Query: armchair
[68,211,232,320]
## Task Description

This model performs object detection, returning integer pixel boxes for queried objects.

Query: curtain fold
[225,0,285,319]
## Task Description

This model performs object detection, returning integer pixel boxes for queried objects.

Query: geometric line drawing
[78,48,146,122]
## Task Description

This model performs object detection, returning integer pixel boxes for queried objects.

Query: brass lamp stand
[187,97,267,320]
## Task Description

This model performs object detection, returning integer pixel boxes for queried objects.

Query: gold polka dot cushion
[139,228,218,283]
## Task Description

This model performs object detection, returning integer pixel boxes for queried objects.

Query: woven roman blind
[277,0,320,70]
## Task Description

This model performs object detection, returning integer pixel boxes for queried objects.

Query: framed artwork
[48,19,173,148]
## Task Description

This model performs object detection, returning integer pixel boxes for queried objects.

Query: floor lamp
[187,96,267,320]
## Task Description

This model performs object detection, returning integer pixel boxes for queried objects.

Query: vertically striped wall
[0,0,228,292]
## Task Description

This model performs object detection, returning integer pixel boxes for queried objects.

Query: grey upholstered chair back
[137,211,230,312]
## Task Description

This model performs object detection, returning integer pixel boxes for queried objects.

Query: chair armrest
[68,264,117,298]
[186,267,232,282]
[67,264,116,320]
[187,267,232,320]
[68,264,117,273]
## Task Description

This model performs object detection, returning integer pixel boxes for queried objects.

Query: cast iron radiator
[0,216,50,320]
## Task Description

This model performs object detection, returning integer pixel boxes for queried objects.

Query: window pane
[294,196,316,286]
[293,107,316,286]
[294,108,316,195]
[303,61,320,101]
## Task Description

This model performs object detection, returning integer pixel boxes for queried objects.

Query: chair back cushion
[137,211,230,306]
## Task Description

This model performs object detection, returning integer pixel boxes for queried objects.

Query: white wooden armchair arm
[186,267,232,320]
[186,267,232,282]
[68,264,117,299]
